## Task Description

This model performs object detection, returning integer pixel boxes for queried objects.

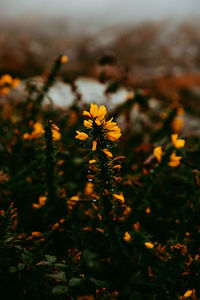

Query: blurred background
[0,0,200,111]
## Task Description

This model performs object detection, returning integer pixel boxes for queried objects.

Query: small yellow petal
[183,290,193,298]
[153,146,162,162]
[123,232,131,242]
[103,149,113,158]
[39,196,47,206]
[89,159,96,164]
[75,131,88,140]
[32,203,40,209]
[168,160,181,167]
[98,105,107,120]
[84,119,93,128]
[90,103,98,118]
[95,119,101,126]
[92,140,97,151]
[113,193,125,203]
[83,111,92,118]
[171,134,185,148]
[107,131,121,141]
[145,242,154,249]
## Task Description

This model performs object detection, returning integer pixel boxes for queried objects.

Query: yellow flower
[171,134,185,149]
[145,207,151,214]
[97,105,107,120]
[89,159,96,164]
[153,146,162,162]
[183,290,193,298]
[113,192,125,203]
[84,119,93,128]
[145,242,154,249]
[168,152,182,167]
[83,103,107,121]
[107,130,121,141]
[51,124,61,140]
[92,140,97,151]
[95,119,101,126]
[75,131,88,140]
[104,118,117,130]
[103,148,113,158]
[172,117,183,133]
[32,203,40,209]
[39,196,46,206]
[70,195,80,201]
[123,232,131,242]
[90,103,99,118]
[61,55,68,63]
[0,74,13,85]
[85,182,93,195]
[83,111,92,118]
[32,122,45,138]
[52,222,60,231]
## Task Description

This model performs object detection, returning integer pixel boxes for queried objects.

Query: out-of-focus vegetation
[0,21,200,299]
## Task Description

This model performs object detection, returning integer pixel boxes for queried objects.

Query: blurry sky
[1,0,200,32]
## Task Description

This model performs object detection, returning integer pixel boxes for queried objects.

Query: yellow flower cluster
[0,74,20,95]
[75,103,121,157]
[153,134,185,167]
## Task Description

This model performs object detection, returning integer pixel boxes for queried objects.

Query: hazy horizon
[1,0,200,33]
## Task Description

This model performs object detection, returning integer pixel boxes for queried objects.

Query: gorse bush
[0,56,200,300]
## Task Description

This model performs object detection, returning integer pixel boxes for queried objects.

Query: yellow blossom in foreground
[113,192,125,203]
[183,290,193,298]
[92,140,97,151]
[107,129,121,141]
[95,118,101,126]
[84,119,93,128]
[168,152,182,167]
[83,110,91,118]
[75,131,88,141]
[145,242,154,249]
[104,118,121,141]
[123,232,131,242]
[171,134,185,149]
[93,104,106,120]
[103,148,113,158]
[153,146,162,162]
[86,103,107,120]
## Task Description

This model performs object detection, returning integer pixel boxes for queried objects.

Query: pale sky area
[1,0,200,32]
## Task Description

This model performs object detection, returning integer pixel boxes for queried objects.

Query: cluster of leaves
[0,56,200,300]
